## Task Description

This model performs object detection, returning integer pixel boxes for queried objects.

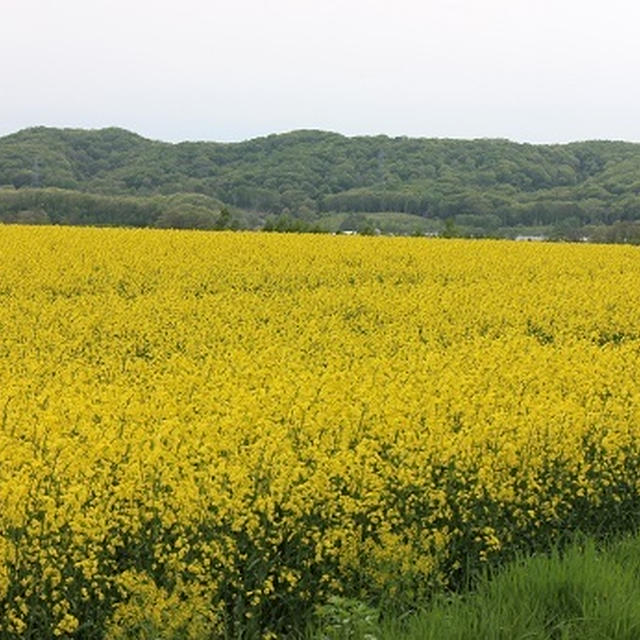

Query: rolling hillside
[2,126,640,238]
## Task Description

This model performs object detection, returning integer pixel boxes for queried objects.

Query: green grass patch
[310,532,640,640]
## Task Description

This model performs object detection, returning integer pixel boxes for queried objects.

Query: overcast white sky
[2,0,640,144]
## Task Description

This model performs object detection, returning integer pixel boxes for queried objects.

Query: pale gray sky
[2,0,640,143]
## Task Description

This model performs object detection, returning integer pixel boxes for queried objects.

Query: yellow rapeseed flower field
[1,225,640,637]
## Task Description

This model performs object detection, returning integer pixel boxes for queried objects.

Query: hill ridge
[2,126,640,239]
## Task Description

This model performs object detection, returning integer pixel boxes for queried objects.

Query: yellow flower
[1,226,640,634]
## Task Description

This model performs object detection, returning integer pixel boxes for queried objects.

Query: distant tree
[339,212,367,231]
[11,171,32,189]
[215,207,232,229]
[357,220,375,235]
[155,206,217,230]
[550,217,583,241]
[442,217,459,238]
[14,209,49,224]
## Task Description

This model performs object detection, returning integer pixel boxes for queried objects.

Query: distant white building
[515,235,546,242]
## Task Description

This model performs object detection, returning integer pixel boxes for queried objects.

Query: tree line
[2,126,640,238]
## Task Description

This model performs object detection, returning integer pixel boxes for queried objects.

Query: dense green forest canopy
[2,126,640,239]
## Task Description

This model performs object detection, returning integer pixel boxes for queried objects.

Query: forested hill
[2,126,640,238]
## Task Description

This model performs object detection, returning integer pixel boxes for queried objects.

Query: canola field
[2,226,640,638]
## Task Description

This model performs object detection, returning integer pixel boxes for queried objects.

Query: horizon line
[2,124,640,148]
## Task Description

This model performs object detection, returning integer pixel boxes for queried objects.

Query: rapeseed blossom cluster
[1,226,640,637]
